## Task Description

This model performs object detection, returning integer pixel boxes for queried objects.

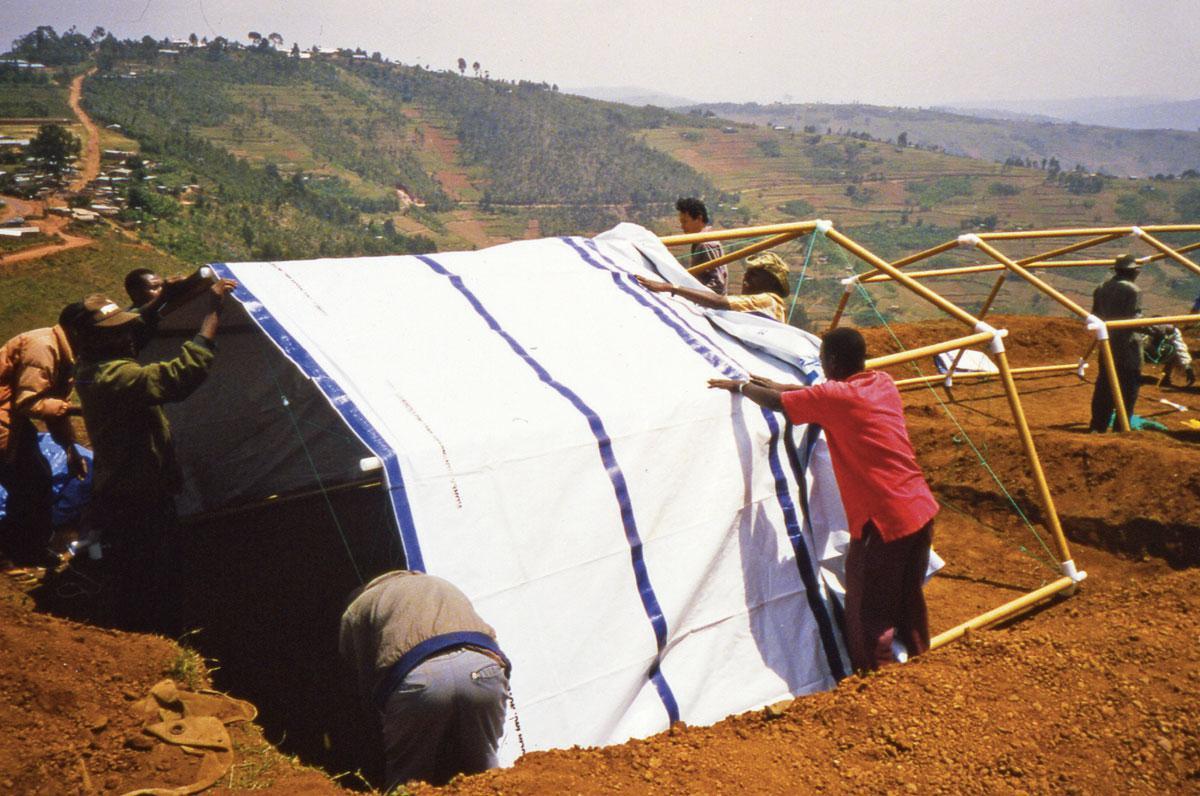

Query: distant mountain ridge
[942,96,1200,132]
[693,101,1200,176]
[566,85,697,108]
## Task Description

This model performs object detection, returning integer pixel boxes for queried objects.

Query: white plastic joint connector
[1085,313,1109,341]
[1130,226,1146,238]
[943,375,954,389]
[974,321,1007,354]
[814,219,833,236]
[840,274,860,292]
[957,233,981,248]
[1075,359,1089,379]
[359,456,383,473]
[1061,559,1087,583]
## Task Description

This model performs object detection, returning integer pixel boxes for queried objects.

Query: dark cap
[81,293,141,329]
[1113,253,1143,271]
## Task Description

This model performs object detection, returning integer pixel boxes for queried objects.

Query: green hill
[75,40,717,258]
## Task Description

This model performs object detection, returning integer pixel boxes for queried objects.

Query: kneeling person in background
[339,570,510,788]
[709,327,938,672]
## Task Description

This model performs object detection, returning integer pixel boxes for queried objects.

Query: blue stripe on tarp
[563,237,847,680]
[575,239,745,377]
[784,421,849,679]
[210,262,426,572]
[412,254,680,724]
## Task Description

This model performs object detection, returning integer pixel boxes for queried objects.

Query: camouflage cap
[744,252,791,295]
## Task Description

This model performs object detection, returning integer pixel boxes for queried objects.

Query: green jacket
[76,337,215,504]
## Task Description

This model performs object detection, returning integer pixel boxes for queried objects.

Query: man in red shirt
[709,327,938,672]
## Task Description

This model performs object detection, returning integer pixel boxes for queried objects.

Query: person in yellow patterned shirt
[636,252,791,323]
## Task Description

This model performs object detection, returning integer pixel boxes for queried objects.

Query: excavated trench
[173,483,405,788]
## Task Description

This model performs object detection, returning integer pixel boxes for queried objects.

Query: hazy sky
[4,0,1198,106]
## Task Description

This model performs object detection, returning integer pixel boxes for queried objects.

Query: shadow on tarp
[178,482,404,789]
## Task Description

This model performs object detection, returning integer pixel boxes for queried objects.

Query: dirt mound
[2,313,1197,794]
[429,566,1199,795]
[0,578,341,794]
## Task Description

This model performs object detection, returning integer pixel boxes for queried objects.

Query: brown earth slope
[2,316,1197,794]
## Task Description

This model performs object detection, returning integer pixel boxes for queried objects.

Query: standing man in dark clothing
[0,304,88,565]
[1089,254,1144,432]
[73,279,235,633]
[340,570,510,788]
[676,197,727,294]
[708,328,938,672]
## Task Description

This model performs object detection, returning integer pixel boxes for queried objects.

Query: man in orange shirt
[709,327,937,671]
[0,304,88,565]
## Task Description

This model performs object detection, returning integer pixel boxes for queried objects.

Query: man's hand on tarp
[748,374,806,393]
[707,375,784,411]
[635,275,674,294]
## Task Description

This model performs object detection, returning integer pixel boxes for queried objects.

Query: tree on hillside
[269,32,284,48]
[90,26,106,43]
[472,61,480,77]
[248,31,262,45]
[28,124,80,174]
[10,25,92,65]
[189,32,198,46]
[457,57,467,75]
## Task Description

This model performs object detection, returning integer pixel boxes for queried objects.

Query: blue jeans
[380,646,508,788]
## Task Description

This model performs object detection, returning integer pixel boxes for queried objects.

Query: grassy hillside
[0,231,187,342]
[73,44,719,254]
[695,102,1200,178]
[0,66,72,118]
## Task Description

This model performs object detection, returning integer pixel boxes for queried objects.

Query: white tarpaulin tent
[150,223,857,763]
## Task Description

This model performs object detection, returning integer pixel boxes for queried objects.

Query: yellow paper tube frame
[655,219,1086,650]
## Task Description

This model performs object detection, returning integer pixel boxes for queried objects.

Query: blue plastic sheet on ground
[0,433,93,526]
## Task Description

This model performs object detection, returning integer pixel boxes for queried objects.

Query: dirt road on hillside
[0,196,94,266]
[67,68,101,191]
[0,70,102,267]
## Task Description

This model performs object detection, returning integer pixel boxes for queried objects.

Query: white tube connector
[840,274,860,293]
[943,375,954,389]
[1075,359,1089,379]
[974,321,1008,354]
[1085,313,1109,341]
[957,233,981,248]
[1130,226,1145,238]
[359,456,383,473]
[1061,558,1088,596]
[815,219,833,236]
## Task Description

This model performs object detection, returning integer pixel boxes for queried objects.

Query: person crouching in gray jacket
[339,570,510,788]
